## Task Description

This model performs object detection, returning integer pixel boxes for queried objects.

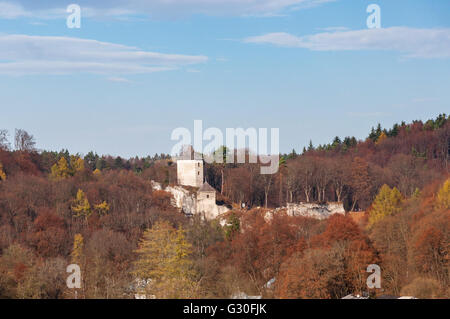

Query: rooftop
[198,182,216,193]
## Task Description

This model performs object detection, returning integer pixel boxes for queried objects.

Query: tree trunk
[265,191,268,208]
[279,173,283,207]
[336,188,342,202]
[351,198,357,212]
[221,168,224,195]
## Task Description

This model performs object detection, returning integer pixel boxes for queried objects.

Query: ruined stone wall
[197,191,229,220]
[197,191,215,202]
[151,181,228,219]
[286,202,345,219]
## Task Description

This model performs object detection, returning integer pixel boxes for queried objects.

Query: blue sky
[0,0,449,157]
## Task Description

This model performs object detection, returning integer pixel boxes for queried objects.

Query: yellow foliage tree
[0,162,6,181]
[71,233,84,265]
[50,157,71,180]
[132,220,195,298]
[435,178,450,210]
[376,131,388,145]
[93,168,101,177]
[368,184,403,228]
[70,156,85,174]
[94,201,110,216]
[71,189,92,221]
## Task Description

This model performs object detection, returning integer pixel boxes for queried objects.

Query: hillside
[0,114,448,299]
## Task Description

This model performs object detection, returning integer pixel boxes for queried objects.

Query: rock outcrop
[286,202,345,219]
[151,181,229,219]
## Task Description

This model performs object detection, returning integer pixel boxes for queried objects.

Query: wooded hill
[0,114,448,298]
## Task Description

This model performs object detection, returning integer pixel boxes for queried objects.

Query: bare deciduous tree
[298,156,316,203]
[0,129,9,150]
[14,129,36,152]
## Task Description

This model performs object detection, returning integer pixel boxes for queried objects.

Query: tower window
[198,172,200,175]
[207,195,209,198]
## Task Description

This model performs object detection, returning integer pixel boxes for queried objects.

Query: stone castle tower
[176,159,203,187]
[171,157,229,220]
[197,182,218,220]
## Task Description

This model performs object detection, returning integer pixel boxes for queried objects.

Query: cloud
[316,26,349,32]
[0,34,208,75]
[411,97,439,103]
[0,1,29,18]
[0,1,118,20]
[0,0,334,19]
[106,77,132,83]
[244,27,450,58]
[28,21,46,26]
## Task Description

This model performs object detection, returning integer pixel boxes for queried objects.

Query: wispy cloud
[0,34,208,75]
[0,1,29,19]
[106,76,132,83]
[411,97,439,103]
[244,27,450,59]
[0,1,134,20]
[316,26,349,32]
[28,21,46,26]
[0,0,334,19]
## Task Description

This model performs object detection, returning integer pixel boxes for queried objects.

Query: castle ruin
[151,159,229,220]
[176,159,203,188]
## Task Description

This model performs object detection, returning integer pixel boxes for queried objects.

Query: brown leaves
[276,214,378,298]
[29,209,69,258]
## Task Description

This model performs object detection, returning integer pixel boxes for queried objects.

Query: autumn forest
[0,114,448,299]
